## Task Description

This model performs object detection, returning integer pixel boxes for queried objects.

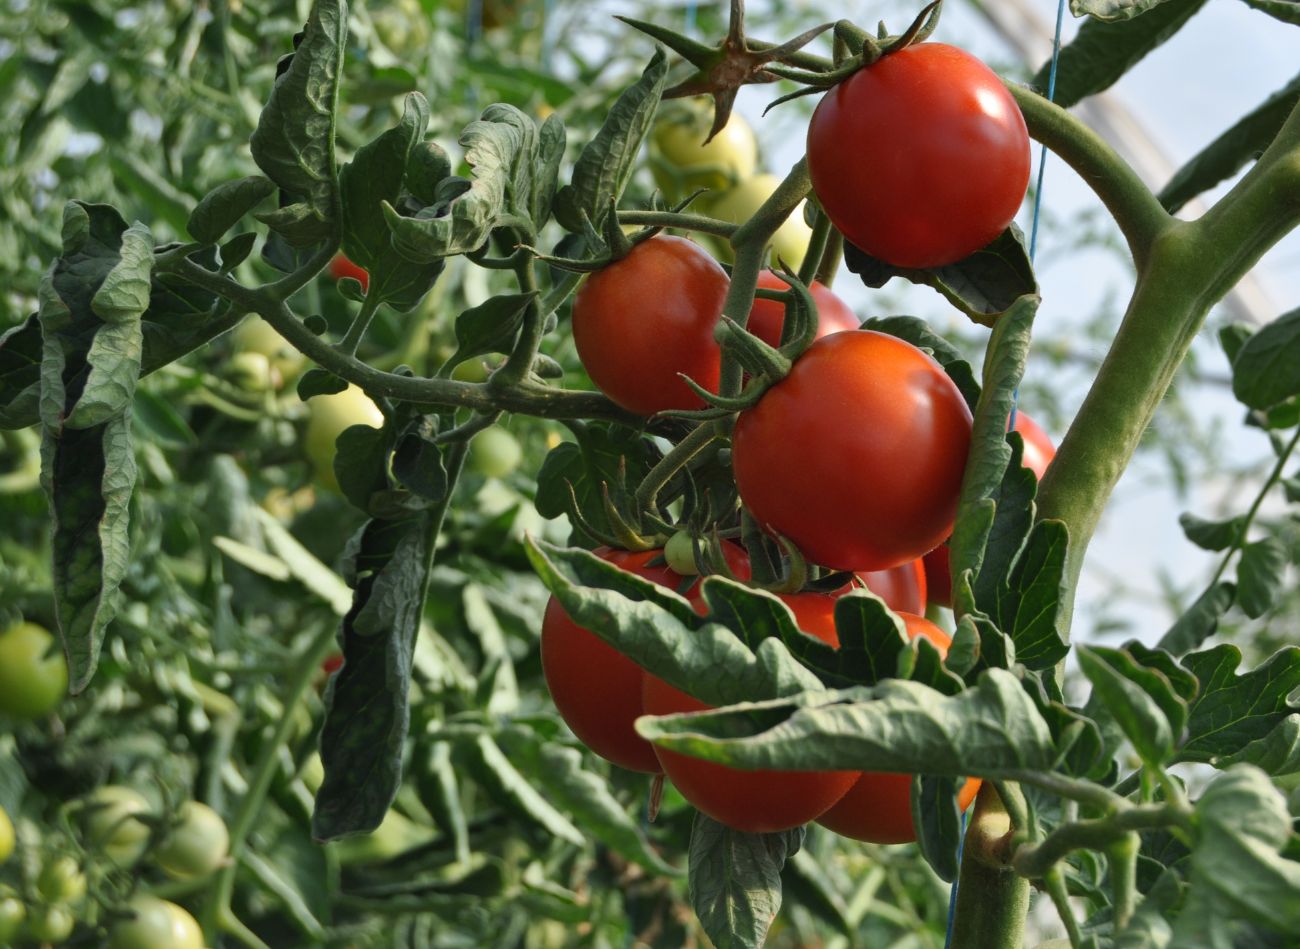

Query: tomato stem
[951,784,1029,949]
[1043,865,1084,948]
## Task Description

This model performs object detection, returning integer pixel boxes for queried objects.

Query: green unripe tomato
[663,531,699,576]
[0,806,13,864]
[373,0,430,54]
[226,351,274,394]
[705,173,813,271]
[469,427,522,480]
[233,316,306,387]
[83,785,152,867]
[109,895,203,949]
[0,620,68,719]
[450,358,490,383]
[303,385,384,494]
[36,855,87,904]
[26,903,75,943]
[0,888,24,943]
[155,802,229,880]
[300,752,325,795]
[652,103,758,202]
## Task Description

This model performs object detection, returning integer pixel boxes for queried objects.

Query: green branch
[1011,804,1190,879]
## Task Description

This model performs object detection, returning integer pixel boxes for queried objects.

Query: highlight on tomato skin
[329,253,370,291]
[540,543,750,775]
[814,612,981,844]
[641,591,863,834]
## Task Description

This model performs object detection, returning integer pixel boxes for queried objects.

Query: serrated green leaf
[998,519,1070,670]
[496,726,678,875]
[1179,512,1245,551]
[554,49,667,233]
[844,227,1037,328]
[1169,766,1300,946]
[249,0,344,219]
[1218,714,1300,775]
[637,669,1057,777]
[1077,645,1183,767]
[188,176,276,244]
[688,813,799,949]
[1179,644,1300,764]
[534,425,658,542]
[314,515,430,840]
[1071,0,1176,19]
[1032,0,1207,108]
[334,422,394,514]
[1157,581,1235,655]
[1231,305,1300,410]
[1159,72,1300,212]
[1237,537,1287,618]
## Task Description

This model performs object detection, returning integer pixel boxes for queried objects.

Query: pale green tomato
[36,855,86,904]
[226,351,274,394]
[83,785,152,867]
[331,809,433,866]
[0,889,24,943]
[373,0,431,54]
[155,802,229,880]
[705,173,813,271]
[663,531,699,576]
[303,385,384,494]
[26,904,74,943]
[0,621,67,719]
[0,806,12,864]
[300,752,325,795]
[469,427,522,480]
[233,316,306,387]
[108,896,203,949]
[652,103,758,201]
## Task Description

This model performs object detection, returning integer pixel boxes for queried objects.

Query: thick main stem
[950,786,1029,949]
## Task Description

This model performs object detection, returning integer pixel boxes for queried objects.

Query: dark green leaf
[187,176,276,244]
[1179,644,1300,764]
[554,49,667,233]
[1237,537,1287,618]
[534,425,658,542]
[1179,512,1245,551]
[0,314,43,429]
[688,813,799,949]
[1031,0,1207,108]
[297,368,349,401]
[334,423,394,513]
[1159,72,1300,212]
[255,201,332,247]
[219,233,258,273]
[1218,322,1253,366]
[314,515,430,840]
[1077,645,1185,767]
[455,733,584,845]
[1218,714,1300,776]
[914,775,962,882]
[1157,581,1235,655]
[997,519,1070,670]
[405,141,452,205]
[1237,0,1300,24]
[638,669,1057,777]
[447,293,535,368]
[1232,305,1300,410]
[250,0,344,218]
[392,420,447,503]
[844,227,1036,328]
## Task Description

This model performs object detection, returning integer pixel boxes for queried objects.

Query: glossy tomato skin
[733,331,972,572]
[858,558,927,616]
[541,544,750,774]
[329,254,370,291]
[572,236,728,416]
[642,592,858,833]
[925,412,1055,607]
[807,43,1030,269]
[746,271,859,349]
[815,612,980,843]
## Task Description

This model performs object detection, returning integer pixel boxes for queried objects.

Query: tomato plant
[108,895,204,949]
[155,801,230,880]
[0,807,12,865]
[469,426,523,479]
[80,786,152,867]
[707,173,813,270]
[0,889,23,944]
[26,903,75,943]
[540,544,750,773]
[303,384,384,492]
[652,103,758,199]
[642,592,862,833]
[35,854,86,904]
[746,270,859,348]
[0,621,67,720]
[858,558,928,616]
[328,253,370,291]
[733,331,973,571]
[571,235,728,415]
[807,43,1031,268]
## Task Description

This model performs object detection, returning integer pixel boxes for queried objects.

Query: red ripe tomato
[643,591,859,832]
[815,612,980,843]
[733,331,972,572]
[925,412,1056,607]
[540,544,750,774]
[329,254,370,291]
[571,236,728,415]
[806,43,1030,269]
[858,558,927,616]
[746,271,859,349]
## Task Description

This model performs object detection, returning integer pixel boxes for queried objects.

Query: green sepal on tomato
[571,235,728,416]
[746,271,859,349]
[814,611,980,843]
[806,43,1030,269]
[540,543,750,774]
[733,330,973,573]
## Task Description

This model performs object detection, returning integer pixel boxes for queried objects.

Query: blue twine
[685,0,697,35]
[945,3,1067,945]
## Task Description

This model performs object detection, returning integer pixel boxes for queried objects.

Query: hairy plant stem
[951,785,1029,949]
[164,257,636,423]
[1109,833,1141,931]
[1012,804,1191,879]
[339,286,382,355]
[633,420,722,515]
[1044,866,1084,948]
[617,208,738,238]
[493,241,543,387]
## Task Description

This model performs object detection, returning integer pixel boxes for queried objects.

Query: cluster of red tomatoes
[546,42,1038,840]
